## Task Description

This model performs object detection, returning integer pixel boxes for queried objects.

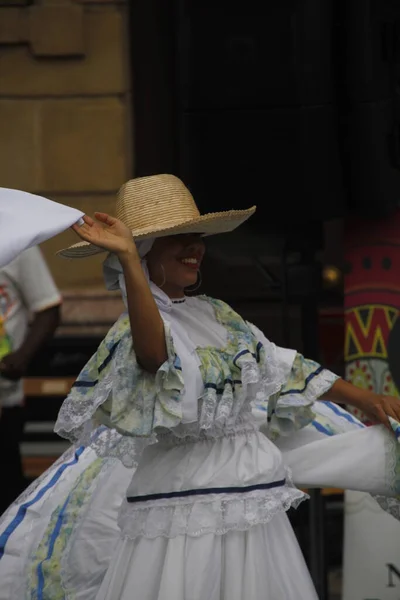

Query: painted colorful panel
[344,212,400,421]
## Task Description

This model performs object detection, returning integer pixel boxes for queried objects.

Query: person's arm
[71,214,168,374]
[0,305,60,380]
[0,246,62,380]
[321,377,400,432]
[249,319,400,433]
[119,248,167,373]
[321,378,371,408]
[274,345,400,431]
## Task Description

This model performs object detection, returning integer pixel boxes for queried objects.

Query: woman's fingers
[69,212,125,251]
[94,212,116,226]
[83,214,95,226]
[375,406,392,433]
[71,215,93,232]
[71,221,98,242]
[385,399,400,424]
[384,404,399,422]
[384,409,398,430]
[390,399,400,423]
[71,223,85,235]
[71,212,117,238]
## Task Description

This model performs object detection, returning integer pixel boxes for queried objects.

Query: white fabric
[110,298,307,540]
[102,240,155,296]
[0,188,83,268]
[342,490,400,600]
[0,246,61,407]
[96,512,318,600]
[0,445,131,600]
[2,408,399,600]
[2,296,400,600]
[3,260,397,599]
[61,459,131,599]
[249,322,297,385]
[165,297,227,422]
[283,424,394,494]
[0,446,100,599]
[172,297,227,349]
[121,428,304,539]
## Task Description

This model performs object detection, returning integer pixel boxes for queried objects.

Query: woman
[1,174,400,599]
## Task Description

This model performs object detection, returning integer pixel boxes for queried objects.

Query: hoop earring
[158,264,166,288]
[185,270,202,293]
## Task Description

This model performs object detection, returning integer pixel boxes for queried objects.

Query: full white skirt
[1,402,400,600]
[96,512,318,600]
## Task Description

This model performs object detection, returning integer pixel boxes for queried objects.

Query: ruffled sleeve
[249,323,339,438]
[54,314,184,443]
[267,353,340,436]
[282,354,339,398]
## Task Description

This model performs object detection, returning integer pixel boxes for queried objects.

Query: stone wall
[0,0,132,291]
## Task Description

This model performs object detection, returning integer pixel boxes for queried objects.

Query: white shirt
[0,246,61,407]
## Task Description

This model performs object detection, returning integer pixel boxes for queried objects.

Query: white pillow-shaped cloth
[0,188,83,268]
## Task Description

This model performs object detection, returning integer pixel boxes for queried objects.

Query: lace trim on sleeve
[191,300,290,433]
[266,356,339,438]
[54,315,184,448]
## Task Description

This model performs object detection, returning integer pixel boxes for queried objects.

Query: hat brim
[57,207,256,259]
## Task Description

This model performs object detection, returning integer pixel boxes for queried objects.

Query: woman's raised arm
[72,213,167,373]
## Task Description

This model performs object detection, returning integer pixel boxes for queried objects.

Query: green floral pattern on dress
[56,298,337,442]
[195,296,266,426]
[56,314,185,440]
[29,458,104,600]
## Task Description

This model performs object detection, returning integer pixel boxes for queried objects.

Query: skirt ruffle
[0,445,132,600]
[96,512,318,600]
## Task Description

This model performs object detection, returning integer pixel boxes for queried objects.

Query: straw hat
[58,174,256,259]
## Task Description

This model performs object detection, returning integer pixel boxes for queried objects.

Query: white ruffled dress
[1,294,400,600]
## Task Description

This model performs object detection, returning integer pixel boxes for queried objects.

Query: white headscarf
[103,239,203,423]
[103,239,175,314]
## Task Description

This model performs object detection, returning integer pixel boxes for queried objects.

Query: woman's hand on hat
[72,213,138,258]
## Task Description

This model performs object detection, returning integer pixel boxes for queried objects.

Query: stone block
[0,8,27,44]
[61,289,123,330]
[78,0,125,3]
[0,100,40,189]
[29,4,85,57]
[40,98,129,193]
[0,7,127,95]
[40,194,117,289]
[0,0,28,5]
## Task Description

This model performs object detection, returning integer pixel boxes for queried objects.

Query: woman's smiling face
[146,234,205,298]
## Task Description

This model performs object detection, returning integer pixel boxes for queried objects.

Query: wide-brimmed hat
[58,174,256,259]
